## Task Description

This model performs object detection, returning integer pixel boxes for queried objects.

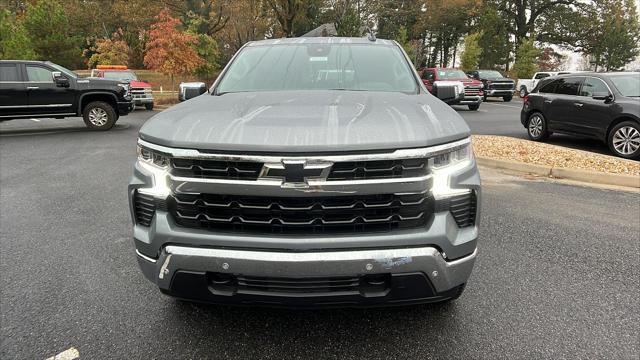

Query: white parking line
[45,347,79,360]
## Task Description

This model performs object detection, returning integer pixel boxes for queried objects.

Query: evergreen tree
[460,32,482,71]
[0,9,36,60]
[512,38,541,78]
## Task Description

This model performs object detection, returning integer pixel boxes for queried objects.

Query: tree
[494,0,578,45]
[0,9,36,60]
[579,0,640,71]
[267,0,303,37]
[476,5,511,70]
[537,47,565,71]
[460,32,482,71]
[512,38,541,78]
[144,9,204,91]
[329,0,363,37]
[395,26,415,62]
[22,0,82,68]
[86,30,131,68]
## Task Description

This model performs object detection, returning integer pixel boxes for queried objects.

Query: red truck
[90,65,154,110]
[419,67,484,110]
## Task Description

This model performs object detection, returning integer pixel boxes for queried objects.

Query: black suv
[0,60,133,130]
[521,72,640,159]
[467,70,515,102]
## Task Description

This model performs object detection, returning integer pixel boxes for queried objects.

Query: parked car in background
[91,65,154,110]
[420,67,484,110]
[130,37,480,307]
[521,72,640,159]
[467,70,515,102]
[0,60,133,130]
[517,71,577,98]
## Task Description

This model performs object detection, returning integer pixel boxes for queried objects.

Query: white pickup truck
[516,71,574,97]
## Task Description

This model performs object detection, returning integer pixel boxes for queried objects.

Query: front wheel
[608,121,640,159]
[82,101,117,131]
[468,104,480,111]
[519,87,527,98]
[503,95,513,102]
[527,112,550,141]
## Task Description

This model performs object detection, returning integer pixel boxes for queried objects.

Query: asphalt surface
[1,109,639,359]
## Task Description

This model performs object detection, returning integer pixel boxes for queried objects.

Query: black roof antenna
[366,27,376,42]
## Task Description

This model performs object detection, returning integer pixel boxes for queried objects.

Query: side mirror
[432,81,465,104]
[179,82,207,101]
[52,71,69,88]
[592,92,612,101]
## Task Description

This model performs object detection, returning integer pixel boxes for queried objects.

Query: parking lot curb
[476,157,640,188]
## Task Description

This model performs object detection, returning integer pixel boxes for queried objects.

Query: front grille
[131,88,152,99]
[449,192,477,228]
[238,275,362,294]
[464,86,482,96]
[169,192,432,234]
[327,158,427,180]
[171,158,263,180]
[490,83,514,90]
[170,158,428,181]
[133,191,156,226]
[207,273,391,296]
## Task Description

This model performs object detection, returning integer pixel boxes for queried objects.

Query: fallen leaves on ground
[472,135,640,176]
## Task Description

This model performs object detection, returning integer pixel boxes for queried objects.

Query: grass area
[74,69,218,92]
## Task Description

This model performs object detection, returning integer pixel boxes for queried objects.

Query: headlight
[137,145,170,168]
[118,83,130,95]
[430,140,474,199]
[432,142,471,169]
[136,144,171,198]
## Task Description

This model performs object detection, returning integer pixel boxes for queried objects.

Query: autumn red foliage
[143,9,203,90]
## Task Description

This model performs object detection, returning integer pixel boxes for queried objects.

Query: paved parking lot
[1,108,638,359]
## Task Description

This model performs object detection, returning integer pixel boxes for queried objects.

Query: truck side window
[0,64,20,81]
[26,66,54,83]
[534,73,550,80]
[423,71,434,81]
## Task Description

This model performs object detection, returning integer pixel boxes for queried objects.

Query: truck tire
[468,104,480,111]
[519,87,527,98]
[82,101,117,131]
[526,112,550,141]
[145,103,154,111]
[503,95,513,102]
[608,121,640,160]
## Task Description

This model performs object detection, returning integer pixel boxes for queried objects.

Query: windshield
[609,74,640,97]
[216,44,417,94]
[104,71,138,81]
[49,63,77,79]
[478,70,503,78]
[436,69,469,80]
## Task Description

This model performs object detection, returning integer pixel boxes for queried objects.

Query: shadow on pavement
[0,123,130,136]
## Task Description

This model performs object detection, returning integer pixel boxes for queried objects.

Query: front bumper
[485,89,515,97]
[455,95,483,105]
[133,97,154,105]
[137,245,476,307]
[117,101,134,115]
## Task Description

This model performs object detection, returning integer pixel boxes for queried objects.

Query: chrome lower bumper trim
[137,246,477,293]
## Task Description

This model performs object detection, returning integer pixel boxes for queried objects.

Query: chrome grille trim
[137,137,470,163]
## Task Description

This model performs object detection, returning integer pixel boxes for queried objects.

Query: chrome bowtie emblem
[259,160,332,188]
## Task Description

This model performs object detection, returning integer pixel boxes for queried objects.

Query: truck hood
[483,77,514,82]
[139,91,471,153]
[129,80,151,89]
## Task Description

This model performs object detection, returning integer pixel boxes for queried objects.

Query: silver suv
[128,37,480,307]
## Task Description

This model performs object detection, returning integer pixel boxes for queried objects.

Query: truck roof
[246,37,397,46]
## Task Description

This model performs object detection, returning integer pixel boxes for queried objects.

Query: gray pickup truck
[129,37,480,307]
